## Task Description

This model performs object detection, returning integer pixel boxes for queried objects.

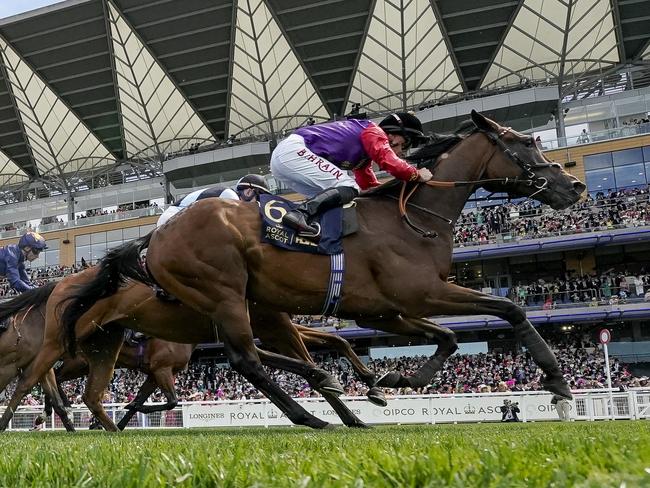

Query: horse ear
[471,110,495,132]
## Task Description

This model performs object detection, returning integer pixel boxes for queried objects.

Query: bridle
[399,126,554,239]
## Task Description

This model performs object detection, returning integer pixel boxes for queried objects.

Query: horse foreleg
[136,368,178,414]
[357,316,458,390]
[40,368,75,432]
[79,327,124,432]
[421,283,571,399]
[116,375,158,430]
[215,302,331,430]
[295,325,386,407]
[0,342,64,431]
[256,346,368,428]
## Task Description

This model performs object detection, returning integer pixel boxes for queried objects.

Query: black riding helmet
[236,174,270,193]
[378,112,428,148]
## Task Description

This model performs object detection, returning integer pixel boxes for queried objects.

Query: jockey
[157,174,270,227]
[271,112,433,236]
[0,231,47,332]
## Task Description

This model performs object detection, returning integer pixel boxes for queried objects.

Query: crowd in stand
[42,336,643,406]
[454,187,649,246]
[508,271,650,307]
[0,265,81,297]
[76,201,158,220]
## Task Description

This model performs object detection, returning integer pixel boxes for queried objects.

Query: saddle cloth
[259,194,357,255]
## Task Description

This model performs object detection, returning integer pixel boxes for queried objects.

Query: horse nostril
[573,181,586,193]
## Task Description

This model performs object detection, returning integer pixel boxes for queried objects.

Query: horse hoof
[543,375,573,400]
[375,371,402,388]
[367,387,387,407]
[348,421,371,429]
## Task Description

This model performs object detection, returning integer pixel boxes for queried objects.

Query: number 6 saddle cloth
[258,194,358,255]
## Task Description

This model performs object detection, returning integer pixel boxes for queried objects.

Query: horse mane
[363,119,476,197]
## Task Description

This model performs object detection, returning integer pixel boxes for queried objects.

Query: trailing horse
[0,267,385,431]
[60,111,584,428]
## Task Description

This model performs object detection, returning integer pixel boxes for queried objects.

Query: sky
[0,0,66,21]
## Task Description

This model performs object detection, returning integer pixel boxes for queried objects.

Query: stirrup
[282,211,320,237]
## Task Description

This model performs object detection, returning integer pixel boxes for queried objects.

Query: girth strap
[321,252,345,316]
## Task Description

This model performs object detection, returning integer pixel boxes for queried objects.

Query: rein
[398,127,550,239]
[11,304,41,346]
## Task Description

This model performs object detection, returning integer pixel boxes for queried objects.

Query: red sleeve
[360,123,418,182]
[353,163,380,190]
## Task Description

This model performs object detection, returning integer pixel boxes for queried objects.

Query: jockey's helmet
[18,231,47,251]
[236,174,270,194]
[379,112,428,148]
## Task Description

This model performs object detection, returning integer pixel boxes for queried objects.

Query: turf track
[0,421,648,487]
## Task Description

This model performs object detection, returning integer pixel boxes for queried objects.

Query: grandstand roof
[0,0,648,189]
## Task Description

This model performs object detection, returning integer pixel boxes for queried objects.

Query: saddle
[259,194,358,255]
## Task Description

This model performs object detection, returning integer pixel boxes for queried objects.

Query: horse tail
[0,281,56,322]
[61,230,154,356]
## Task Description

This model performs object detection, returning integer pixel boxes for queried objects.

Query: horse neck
[420,132,493,224]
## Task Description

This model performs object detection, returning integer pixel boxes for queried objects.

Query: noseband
[481,127,552,198]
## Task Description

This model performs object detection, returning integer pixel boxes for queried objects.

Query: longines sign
[182,394,571,428]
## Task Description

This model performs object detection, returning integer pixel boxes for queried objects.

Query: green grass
[0,422,648,487]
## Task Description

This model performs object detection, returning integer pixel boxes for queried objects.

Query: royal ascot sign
[182,394,571,428]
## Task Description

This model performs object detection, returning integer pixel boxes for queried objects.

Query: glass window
[106,229,122,242]
[139,224,154,236]
[123,226,139,240]
[76,234,90,246]
[91,242,107,262]
[585,167,615,194]
[583,152,612,170]
[612,148,644,166]
[91,232,106,244]
[106,240,123,252]
[643,146,650,162]
[45,249,60,266]
[614,163,646,189]
[45,238,60,250]
[76,245,91,263]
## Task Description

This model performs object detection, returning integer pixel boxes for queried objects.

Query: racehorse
[58,110,585,429]
[0,283,74,431]
[0,268,385,431]
[47,338,195,431]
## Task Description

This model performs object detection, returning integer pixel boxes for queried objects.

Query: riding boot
[282,187,359,236]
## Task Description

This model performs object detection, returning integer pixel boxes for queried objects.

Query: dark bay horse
[58,110,585,429]
[0,268,385,431]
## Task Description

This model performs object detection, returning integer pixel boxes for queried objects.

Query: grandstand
[0,0,650,426]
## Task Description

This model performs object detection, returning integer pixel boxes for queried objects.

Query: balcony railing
[0,206,163,239]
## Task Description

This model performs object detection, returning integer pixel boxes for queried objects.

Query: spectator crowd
[14,337,638,407]
[454,187,650,246]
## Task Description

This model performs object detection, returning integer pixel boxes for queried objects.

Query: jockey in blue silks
[0,231,47,331]
[157,174,270,227]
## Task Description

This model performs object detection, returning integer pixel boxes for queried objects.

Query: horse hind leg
[79,326,125,432]
[40,368,75,432]
[256,347,368,428]
[296,325,386,407]
[356,316,458,390]
[116,375,158,430]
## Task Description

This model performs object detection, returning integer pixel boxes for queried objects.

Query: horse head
[471,110,585,210]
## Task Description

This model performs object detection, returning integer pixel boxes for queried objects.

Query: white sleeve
[219,188,240,200]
